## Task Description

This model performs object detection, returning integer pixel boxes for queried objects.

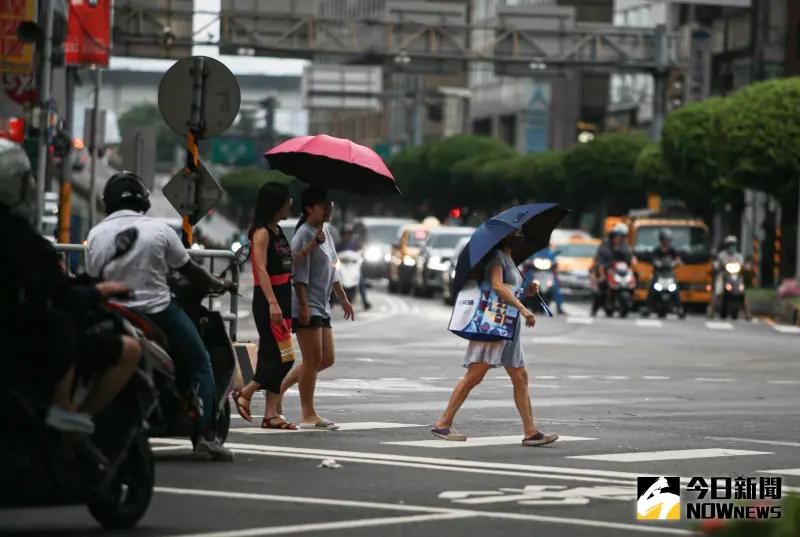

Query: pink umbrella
[264,134,401,196]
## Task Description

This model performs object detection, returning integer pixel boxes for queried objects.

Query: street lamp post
[34,0,56,233]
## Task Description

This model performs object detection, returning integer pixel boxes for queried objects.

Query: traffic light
[449,207,462,219]
[667,69,685,109]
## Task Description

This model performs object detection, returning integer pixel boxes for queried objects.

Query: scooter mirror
[233,243,251,266]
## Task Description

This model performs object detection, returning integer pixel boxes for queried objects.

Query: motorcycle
[644,258,684,319]
[719,260,745,320]
[1,300,159,529]
[99,229,246,448]
[337,250,363,304]
[604,261,636,318]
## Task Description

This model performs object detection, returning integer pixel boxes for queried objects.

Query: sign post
[158,56,240,247]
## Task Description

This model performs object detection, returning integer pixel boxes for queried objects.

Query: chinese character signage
[64,0,111,66]
[1,0,36,74]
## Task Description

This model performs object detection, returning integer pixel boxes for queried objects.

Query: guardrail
[53,244,241,341]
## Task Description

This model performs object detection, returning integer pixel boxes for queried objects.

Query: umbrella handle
[537,293,554,318]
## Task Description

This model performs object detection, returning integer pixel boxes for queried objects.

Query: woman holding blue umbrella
[432,204,568,447]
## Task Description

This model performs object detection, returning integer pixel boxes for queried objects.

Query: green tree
[717,77,800,201]
[220,167,294,226]
[660,97,728,219]
[563,132,650,215]
[634,143,673,195]
[118,103,180,163]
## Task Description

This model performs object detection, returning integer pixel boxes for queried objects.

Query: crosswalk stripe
[635,319,663,328]
[705,321,734,330]
[694,377,734,383]
[566,317,594,325]
[383,435,596,449]
[569,448,772,463]
[773,325,800,334]
[642,376,671,380]
[768,380,800,385]
[759,468,800,476]
[230,422,425,435]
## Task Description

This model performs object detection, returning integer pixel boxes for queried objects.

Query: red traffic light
[449,207,462,219]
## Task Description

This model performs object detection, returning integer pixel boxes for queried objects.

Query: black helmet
[659,229,672,243]
[103,171,150,214]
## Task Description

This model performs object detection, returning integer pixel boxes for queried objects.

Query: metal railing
[53,244,241,341]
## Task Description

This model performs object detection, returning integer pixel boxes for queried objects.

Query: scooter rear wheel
[87,433,154,530]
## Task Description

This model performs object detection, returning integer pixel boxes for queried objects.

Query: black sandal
[261,416,298,430]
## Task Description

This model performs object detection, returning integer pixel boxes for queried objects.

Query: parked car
[551,228,592,245]
[388,223,438,294]
[413,226,474,297]
[279,217,340,246]
[442,236,471,305]
[554,238,601,296]
[352,217,416,280]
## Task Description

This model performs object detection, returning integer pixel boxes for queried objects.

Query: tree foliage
[220,167,294,226]
[717,77,800,200]
[117,103,180,163]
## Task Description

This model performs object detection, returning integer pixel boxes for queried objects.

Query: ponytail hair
[249,182,290,239]
[297,186,328,230]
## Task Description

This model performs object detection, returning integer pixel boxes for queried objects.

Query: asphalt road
[3,277,799,537]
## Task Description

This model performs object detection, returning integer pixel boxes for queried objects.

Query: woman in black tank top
[230,183,322,429]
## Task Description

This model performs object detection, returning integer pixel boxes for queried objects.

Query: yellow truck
[607,213,714,309]
[629,217,713,308]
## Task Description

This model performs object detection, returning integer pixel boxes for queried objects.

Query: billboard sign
[65,0,112,66]
[1,0,36,73]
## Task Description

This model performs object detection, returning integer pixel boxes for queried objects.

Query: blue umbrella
[451,203,570,300]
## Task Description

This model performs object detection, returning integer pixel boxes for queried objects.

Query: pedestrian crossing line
[566,317,594,325]
[383,435,596,449]
[567,375,591,379]
[230,422,426,435]
[694,377,734,383]
[569,448,772,463]
[705,321,734,330]
[706,436,800,448]
[635,319,663,328]
[773,324,800,334]
[768,380,800,385]
[760,468,800,476]
[604,376,629,380]
[642,376,671,380]
[536,375,559,380]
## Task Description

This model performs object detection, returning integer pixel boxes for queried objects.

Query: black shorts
[77,332,123,374]
[291,316,332,332]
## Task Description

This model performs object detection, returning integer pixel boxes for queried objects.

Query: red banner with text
[64,0,111,66]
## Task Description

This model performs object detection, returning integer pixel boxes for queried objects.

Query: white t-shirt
[86,210,190,313]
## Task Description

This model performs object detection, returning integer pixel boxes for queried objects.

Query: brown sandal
[230,390,253,422]
[261,416,297,430]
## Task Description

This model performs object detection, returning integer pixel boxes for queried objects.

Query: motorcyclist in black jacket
[0,139,140,434]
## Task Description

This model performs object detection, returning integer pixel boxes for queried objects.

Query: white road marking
[158,486,692,536]
[567,317,594,325]
[773,325,800,334]
[694,377,734,383]
[604,376,629,380]
[237,310,251,320]
[760,468,800,476]
[642,376,671,380]
[768,380,800,385]
[706,436,800,448]
[562,304,590,317]
[231,422,425,435]
[170,513,474,537]
[635,319,663,328]
[705,321,733,330]
[536,375,559,380]
[567,375,591,379]
[525,336,614,346]
[569,448,772,463]
[420,376,444,380]
[384,435,596,449]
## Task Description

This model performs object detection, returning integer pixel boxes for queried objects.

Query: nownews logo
[637,477,681,520]
[636,476,783,522]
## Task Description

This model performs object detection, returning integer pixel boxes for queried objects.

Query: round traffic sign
[158,56,241,139]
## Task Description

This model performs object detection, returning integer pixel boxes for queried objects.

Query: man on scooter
[86,171,235,461]
[707,236,752,320]
[647,229,685,317]
[591,223,634,316]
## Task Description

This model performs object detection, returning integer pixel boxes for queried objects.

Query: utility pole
[650,24,669,140]
[34,0,56,232]
[88,66,103,228]
[58,66,76,244]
